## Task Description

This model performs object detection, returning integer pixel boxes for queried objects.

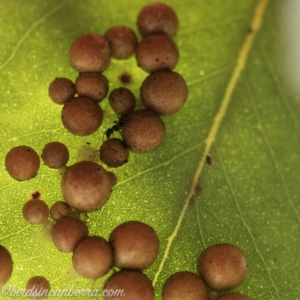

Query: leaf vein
[0,224,31,241]
[153,0,270,287]
[179,12,248,35]
[248,74,300,223]
[195,201,206,248]
[0,126,63,144]
[215,144,280,300]
[260,46,300,140]
[116,143,202,187]
[186,63,234,87]
[0,0,70,71]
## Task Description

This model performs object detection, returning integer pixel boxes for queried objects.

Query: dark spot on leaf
[189,183,201,204]
[206,154,212,166]
[118,72,132,85]
[31,191,41,199]
[189,196,196,205]
[195,183,201,195]
[247,27,253,34]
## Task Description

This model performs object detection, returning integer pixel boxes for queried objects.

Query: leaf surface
[0,0,298,299]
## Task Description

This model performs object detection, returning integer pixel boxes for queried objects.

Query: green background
[0,0,298,299]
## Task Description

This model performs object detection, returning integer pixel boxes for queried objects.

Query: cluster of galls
[1,2,186,299]
[46,0,191,213]
[48,2,188,169]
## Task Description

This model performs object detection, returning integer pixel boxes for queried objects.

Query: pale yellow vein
[198,199,233,243]
[195,200,206,248]
[139,175,163,200]
[179,12,247,35]
[0,126,63,143]
[0,224,31,241]
[215,145,280,299]
[116,143,202,187]
[186,63,234,87]
[89,206,105,233]
[0,0,70,71]
[153,0,270,287]
[247,75,300,223]
[260,46,300,136]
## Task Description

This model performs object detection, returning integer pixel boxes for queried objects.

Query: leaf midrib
[152,0,270,287]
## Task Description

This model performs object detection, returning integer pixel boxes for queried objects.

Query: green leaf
[0,0,297,299]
